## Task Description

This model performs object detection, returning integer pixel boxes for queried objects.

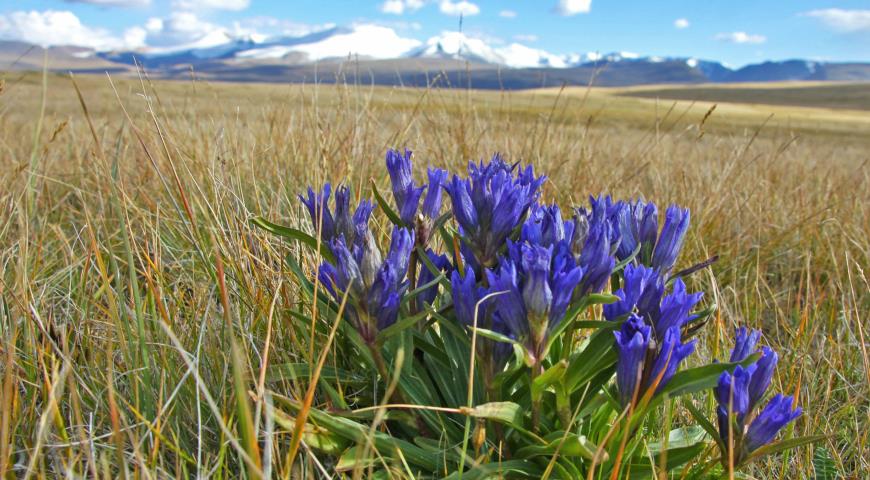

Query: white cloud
[555,0,591,16]
[439,0,479,16]
[171,0,250,11]
[0,10,134,50]
[802,9,870,33]
[499,10,517,18]
[513,34,538,42]
[64,0,151,6]
[674,18,689,29]
[715,31,766,44]
[380,0,425,15]
[140,11,228,49]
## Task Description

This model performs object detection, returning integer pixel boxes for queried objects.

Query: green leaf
[659,354,760,398]
[812,446,838,480]
[250,216,335,262]
[683,400,723,450]
[516,432,600,461]
[442,460,542,480]
[647,426,708,453]
[469,326,520,345]
[335,446,377,472]
[564,325,620,392]
[531,360,567,398]
[466,402,523,425]
[744,435,826,464]
[370,179,405,226]
[376,309,429,344]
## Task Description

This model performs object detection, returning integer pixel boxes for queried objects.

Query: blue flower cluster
[293,148,801,457]
[717,328,802,459]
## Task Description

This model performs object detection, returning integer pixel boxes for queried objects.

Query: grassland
[617,81,870,111]
[0,71,868,478]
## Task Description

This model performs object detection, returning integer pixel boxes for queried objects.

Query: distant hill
[2,32,869,88]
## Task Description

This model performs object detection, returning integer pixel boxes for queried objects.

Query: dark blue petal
[422,168,448,219]
[486,260,527,339]
[744,394,802,453]
[748,346,778,410]
[648,326,696,394]
[653,278,703,337]
[651,205,690,273]
[299,183,335,241]
[386,227,414,281]
[730,327,761,363]
[614,314,651,407]
[386,148,424,224]
[519,243,553,322]
[716,364,756,424]
[417,249,451,308]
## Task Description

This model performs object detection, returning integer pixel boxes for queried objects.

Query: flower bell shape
[521,203,575,248]
[300,183,336,241]
[422,168,449,219]
[647,325,697,394]
[653,278,703,337]
[488,242,583,358]
[744,394,802,453]
[651,205,690,273]
[318,227,414,342]
[614,314,651,407]
[603,263,661,321]
[443,154,545,268]
[715,329,801,460]
[386,149,426,225]
[616,199,659,262]
[614,317,696,407]
[416,249,452,308]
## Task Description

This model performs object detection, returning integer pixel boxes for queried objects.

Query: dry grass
[0,70,867,478]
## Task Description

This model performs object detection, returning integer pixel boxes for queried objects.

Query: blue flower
[653,278,703,337]
[422,168,449,219]
[715,329,801,460]
[616,199,658,262]
[417,249,452,308]
[647,326,696,394]
[319,227,414,342]
[614,314,651,407]
[651,205,690,273]
[386,149,426,225]
[730,327,762,362]
[576,220,616,296]
[603,263,659,320]
[744,394,802,453]
[299,183,336,241]
[521,203,575,247]
[614,317,696,407]
[443,154,545,268]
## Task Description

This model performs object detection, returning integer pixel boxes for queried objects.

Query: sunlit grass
[0,70,867,478]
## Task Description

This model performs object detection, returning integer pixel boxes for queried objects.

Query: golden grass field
[0,71,868,478]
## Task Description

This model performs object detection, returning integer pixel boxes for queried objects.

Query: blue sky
[2,1,869,66]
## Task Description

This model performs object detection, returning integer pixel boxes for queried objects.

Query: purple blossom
[417,249,452,308]
[422,168,449,219]
[614,314,651,407]
[386,149,426,225]
[299,183,336,241]
[443,154,545,268]
[744,394,802,453]
[651,205,690,273]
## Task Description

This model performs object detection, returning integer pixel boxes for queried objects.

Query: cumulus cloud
[0,10,135,50]
[140,11,228,49]
[715,31,766,44]
[802,9,870,33]
[554,0,591,16]
[513,34,538,42]
[64,0,151,6]
[499,10,517,18]
[380,0,425,15]
[171,0,250,11]
[674,18,689,29]
[439,0,479,16]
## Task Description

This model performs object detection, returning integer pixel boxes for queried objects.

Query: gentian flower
[450,268,514,369]
[715,329,801,462]
[571,197,619,297]
[386,149,426,225]
[422,168,449,219]
[443,154,545,268]
[614,314,651,407]
[521,203,575,247]
[613,318,696,407]
[616,199,658,262]
[744,394,802,453]
[299,183,336,241]
[318,227,414,342]
[651,205,690,273]
[416,249,452,308]
[487,241,583,361]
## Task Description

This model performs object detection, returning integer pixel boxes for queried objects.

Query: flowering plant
[254,149,817,478]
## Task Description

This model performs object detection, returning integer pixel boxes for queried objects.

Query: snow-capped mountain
[406,31,568,68]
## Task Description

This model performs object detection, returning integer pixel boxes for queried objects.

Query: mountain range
[3,24,869,88]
